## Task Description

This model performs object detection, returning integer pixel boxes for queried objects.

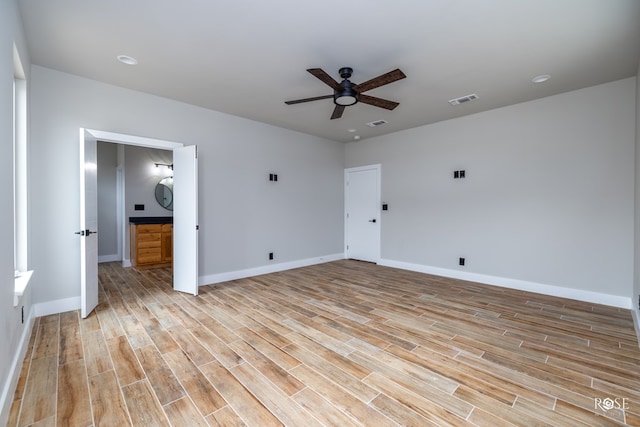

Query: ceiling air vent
[448,94,479,106]
[366,119,388,127]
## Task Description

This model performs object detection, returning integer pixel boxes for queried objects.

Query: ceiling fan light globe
[334,85,358,106]
[335,94,358,106]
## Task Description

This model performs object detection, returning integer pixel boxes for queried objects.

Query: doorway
[80,129,198,317]
[344,164,381,263]
[97,142,174,267]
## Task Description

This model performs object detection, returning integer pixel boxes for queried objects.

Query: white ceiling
[18,0,640,143]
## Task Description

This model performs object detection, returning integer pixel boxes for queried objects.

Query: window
[13,44,30,305]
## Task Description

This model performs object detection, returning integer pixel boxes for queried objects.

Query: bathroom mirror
[155,177,173,210]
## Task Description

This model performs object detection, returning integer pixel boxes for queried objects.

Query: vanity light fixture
[155,162,173,170]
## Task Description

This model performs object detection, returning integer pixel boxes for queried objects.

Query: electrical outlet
[459,257,465,266]
[453,170,466,179]
[269,252,274,260]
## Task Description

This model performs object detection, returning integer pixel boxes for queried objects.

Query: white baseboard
[0,305,36,427]
[32,255,632,327]
[33,296,80,317]
[379,259,633,310]
[98,254,120,263]
[27,255,345,318]
[199,253,345,286]
[122,258,131,268]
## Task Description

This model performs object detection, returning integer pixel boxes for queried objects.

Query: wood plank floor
[8,260,640,426]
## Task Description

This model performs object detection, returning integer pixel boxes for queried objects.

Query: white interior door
[345,165,380,263]
[173,145,198,295]
[79,129,99,318]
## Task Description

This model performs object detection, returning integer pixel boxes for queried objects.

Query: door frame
[344,164,381,262]
[91,129,182,266]
[82,129,198,312]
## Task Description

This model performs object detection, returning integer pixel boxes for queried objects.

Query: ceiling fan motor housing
[339,67,353,79]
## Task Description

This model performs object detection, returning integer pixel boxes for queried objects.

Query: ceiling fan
[285,67,406,119]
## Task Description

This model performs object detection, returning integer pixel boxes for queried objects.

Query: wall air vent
[448,94,479,106]
[366,119,388,127]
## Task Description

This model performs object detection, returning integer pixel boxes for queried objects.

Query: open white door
[345,165,381,263]
[79,129,99,317]
[173,145,198,295]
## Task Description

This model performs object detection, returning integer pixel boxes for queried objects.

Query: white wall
[0,0,33,424]
[29,66,345,305]
[125,145,174,219]
[346,78,636,303]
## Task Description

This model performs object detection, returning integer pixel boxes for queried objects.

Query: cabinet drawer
[137,253,162,264]
[138,232,161,242]
[137,224,162,233]
[138,246,161,255]
[138,240,161,249]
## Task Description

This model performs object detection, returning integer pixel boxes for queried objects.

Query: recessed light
[347,129,357,133]
[532,74,550,83]
[117,55,138,65]
[353,135,361,140]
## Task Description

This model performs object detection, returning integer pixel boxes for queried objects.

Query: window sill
[14,270,33,307]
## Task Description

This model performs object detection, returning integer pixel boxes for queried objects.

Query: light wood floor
[8,260,640,426]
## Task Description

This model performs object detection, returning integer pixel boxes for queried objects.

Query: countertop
[129,216,173,224]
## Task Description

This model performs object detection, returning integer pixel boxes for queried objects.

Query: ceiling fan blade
[307,68,342,91]
[355,69,406,93]
[330,104,346,120]
[285,94,333,105]
[358,94,399,110]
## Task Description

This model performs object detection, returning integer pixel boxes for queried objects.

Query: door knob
[368,219,377,223]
